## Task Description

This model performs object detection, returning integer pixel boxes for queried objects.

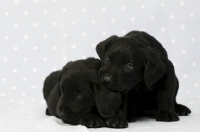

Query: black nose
[102,76,112,86]
[57,110,66,118]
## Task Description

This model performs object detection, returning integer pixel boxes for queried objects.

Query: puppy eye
[125,63,133,71]
[74,94,83,100]
[105,55,109,62]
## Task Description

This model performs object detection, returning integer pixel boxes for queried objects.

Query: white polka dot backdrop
[1,0,200,132]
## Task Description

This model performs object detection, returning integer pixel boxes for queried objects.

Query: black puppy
[96,31,191,124]
[43,58,122,128]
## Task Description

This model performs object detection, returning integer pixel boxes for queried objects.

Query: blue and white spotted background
[1,0,200,132]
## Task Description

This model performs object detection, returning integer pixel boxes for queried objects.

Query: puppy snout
[57,108,70,118]
[102,75,112,86]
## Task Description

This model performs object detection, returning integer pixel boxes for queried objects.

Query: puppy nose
[57,110,66,118]
[102,76,112,86]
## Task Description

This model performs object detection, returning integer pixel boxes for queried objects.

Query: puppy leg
[156,70,179,122]
[105,95,128,128]
[79,114,105,128]
[175,104,191,116]
[46,108,51,116]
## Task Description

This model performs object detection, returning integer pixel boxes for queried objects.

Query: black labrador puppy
[43,58,122,128]
[96,31,191,125]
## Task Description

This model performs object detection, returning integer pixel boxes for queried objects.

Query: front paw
[175,104,191,115]
[79,114,104,128]
[105,115,128,128]
[156,110,179,122]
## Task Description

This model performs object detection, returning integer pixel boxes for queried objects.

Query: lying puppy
[96,31,191,124]
[43,58,122,128]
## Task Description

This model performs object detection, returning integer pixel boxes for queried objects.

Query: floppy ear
[96,35,118,59]
[93,83,122,117]
[57,61,73,96]
[144,49,165,88]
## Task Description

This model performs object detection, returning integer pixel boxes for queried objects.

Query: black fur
[96,30,191,123]
[43,58,122,128]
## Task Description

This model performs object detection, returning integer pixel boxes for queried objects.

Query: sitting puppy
[96,31,191,124]
[43,58,122,128]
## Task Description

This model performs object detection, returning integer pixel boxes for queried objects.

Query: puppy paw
[175,104,191,116]
[156,110,179,122]
[79,114,104,128]
[105,115,128,128]
[127,111,137,122]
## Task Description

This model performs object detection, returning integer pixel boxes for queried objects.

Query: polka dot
[1,94,5,97]
[192,62,197,66]
[171,39,175,43]
[32,86,36,89]
[191,37,195,42]
[53,22,57,26]
[72,21,76,25]
[23,78,27,81]
[33,46,37,50]
[33,23,38,27]
[170,15,174,19]
[12,86,16,90]
[161,3,165,7]
[20,102,24,105]
[43,57,47,61]
[92,20,96,24]
[5,36,9,40]
[24,35,28,39]
[53,46,57,50]
[34,0,38,3]
[183,74,188,78]
[141,29,146,31]
[13,47,18,51]
[121,30,126,35]
[63,33,67,37]
[92,43,96,48]
[150,16,155,20]
[180,25,185,30]
[52,68,57,71]
[194,83,199,87]
[14,24,19,28]
[15,0,19,3]
[131,17,135,22]
[10,99,14,102]
[190,13,194,17]
[24,11,28,15]
[44,10,48,15]
[43,34,48,38]
[31,98,35,101]
[82,32,87,36]
[5,12,9,16]
[173,63,177,67]
[182,49,187,54]
[4,58,8,62]
[2,78,7,81]
[33,68,37,72]
[121,6,125,10]
[63,56,67,60]
[102,31,106,35]
[180,1,185,6]
[24,58,28,61]
[72,45,77,49]
[41,101,45,104]
[189,101,194,104]
[82,8,86,12]
[141,5,145,9]
[82,55,87,59]
[21,93,26,96]
[13,69,17,73]
[111,18,115,23]
[161,28,166,32]
[102,7,106,12]
[186,90,190,93]
[62,8,66,13]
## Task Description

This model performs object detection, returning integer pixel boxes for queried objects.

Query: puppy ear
[144,49,165,88]
[57,61,73,96]
[93,83,122,117]
[96,35,118,59]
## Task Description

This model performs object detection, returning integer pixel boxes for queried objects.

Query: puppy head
[56,58,121,124]
[96,34,165,91]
